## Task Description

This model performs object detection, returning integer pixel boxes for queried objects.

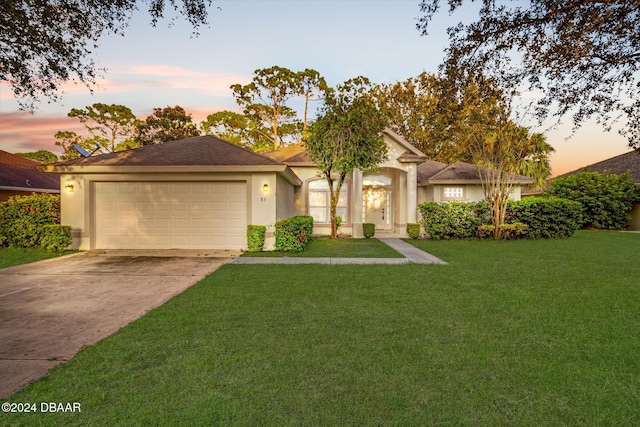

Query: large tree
[231,66,304,149]
[200,110,273,152]
[134,105,200,145]
[1,0,212,110]
[297,68,330,137]
[417,0,640,149]
[67,103,138,152]
[305,77,388,238]
[374,70,507,163]
[376,70,554,187]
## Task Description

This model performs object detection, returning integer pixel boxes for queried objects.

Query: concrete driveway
[0,250,237,398]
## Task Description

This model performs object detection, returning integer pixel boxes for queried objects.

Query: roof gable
[54,136,284,167]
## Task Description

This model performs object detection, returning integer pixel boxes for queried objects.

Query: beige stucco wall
[59,171,287,250]
[418,184,522,204]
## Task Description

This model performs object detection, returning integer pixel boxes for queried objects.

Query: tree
[471,120,539,239]
[200,111,273,152]
[306,77,388,238]
[67,103,138,152]
[417,0,640,149]
[14,150,58,164]
[134,106,201,145]
[375,71,507,163]
[231,66,303,149]
[375,69,554,187]
[1,0,212,110]
[297,68,330,137]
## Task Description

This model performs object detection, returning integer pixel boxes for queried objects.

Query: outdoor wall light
[263,184,269,194]
[65,184,75,193]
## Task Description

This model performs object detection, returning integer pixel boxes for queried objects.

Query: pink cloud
[0,112,83,154]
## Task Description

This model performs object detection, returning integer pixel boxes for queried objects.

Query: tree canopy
[417,0,640,149]
[134,105,200,145]
[68,103,138,153]
[306,77,388,238]
[14,150,58,164]
[1,0,212,110]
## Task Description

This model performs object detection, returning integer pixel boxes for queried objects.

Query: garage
[95,181,247,249]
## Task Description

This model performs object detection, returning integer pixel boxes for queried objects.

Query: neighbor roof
[50,135,284,167]
[418,161,535,185]
[555,150,640,183]
[0,150,60,192]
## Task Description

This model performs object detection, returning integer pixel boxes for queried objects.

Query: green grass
[243,236,404,257]
[0,246,77,269]
[4,231,640,425]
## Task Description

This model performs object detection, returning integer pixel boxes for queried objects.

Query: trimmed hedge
[0,193,61,248]
[505,197,583,239]
[406,223,420,239]
[418,198,582,240]
[247,225,266,252]
[363,223,375,238]
[545,171,639,230]
[40,225,72,252]
[418,201,487,240]
[274,216,313,252]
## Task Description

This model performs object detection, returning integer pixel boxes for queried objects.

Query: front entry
[363,187,392,230]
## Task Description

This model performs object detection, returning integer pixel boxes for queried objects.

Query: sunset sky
[0,0,633,176]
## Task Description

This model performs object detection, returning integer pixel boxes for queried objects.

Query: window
[442,186,465,201]
[308,180,348,223]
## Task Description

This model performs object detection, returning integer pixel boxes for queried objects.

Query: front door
[363,187,392,230]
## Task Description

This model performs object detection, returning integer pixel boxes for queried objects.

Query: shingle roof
[417,160,535,185]
[556,150,640,183]
[54,135,284,167]
[0,150,60,191]
[262,144,314,165]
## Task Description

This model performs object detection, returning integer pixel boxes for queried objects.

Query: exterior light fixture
[65,184,74,193]
[263,184,269,194]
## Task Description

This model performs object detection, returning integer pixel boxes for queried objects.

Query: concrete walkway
[229,238,447,265]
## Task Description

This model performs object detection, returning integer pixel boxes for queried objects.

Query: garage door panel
[95,182,247,249]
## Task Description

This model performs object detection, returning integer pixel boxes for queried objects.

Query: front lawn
[243,236,404,257]
[0,246,76,269]
[4,231,640,425]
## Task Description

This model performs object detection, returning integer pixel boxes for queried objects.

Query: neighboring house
[555,151,640,231]
[42,131,533,250]
[0,150,60,202]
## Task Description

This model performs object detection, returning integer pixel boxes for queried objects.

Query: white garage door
[95,182,246,249]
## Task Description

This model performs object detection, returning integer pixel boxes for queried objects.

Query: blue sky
[0,0,632,175]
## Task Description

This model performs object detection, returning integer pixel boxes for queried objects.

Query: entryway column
[407,165,417,224]
[352,168,363,237]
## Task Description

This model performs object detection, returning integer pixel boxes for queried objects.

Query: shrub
[477,224,495,239]
[246,225,267,252]
[0,193,61,248]
[406,223,420,239]
[545,171,638,229]
[498,222,528,240]
[274,216,313,252]
[40,225,72,252]
[363,223,375,238]
[418,201,486,240]
[506,197,583,239]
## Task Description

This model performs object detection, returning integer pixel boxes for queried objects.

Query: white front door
[363,187,392,230]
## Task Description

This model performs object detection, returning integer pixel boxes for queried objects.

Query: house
[555,150,640,231]
[42,130,533,250]
[0,150,60,202]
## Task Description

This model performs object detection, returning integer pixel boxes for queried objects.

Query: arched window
[308,179,349,224]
